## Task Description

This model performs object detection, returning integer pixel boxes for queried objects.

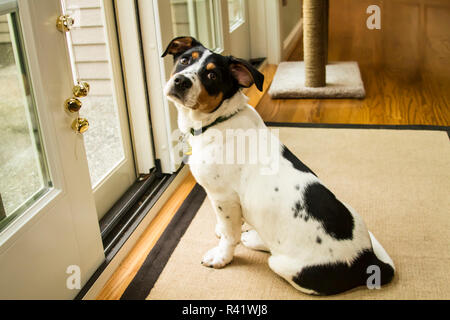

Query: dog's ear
[229,57,264,92]
[162,36,202,59]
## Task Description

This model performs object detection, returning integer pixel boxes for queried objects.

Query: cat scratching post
[304,0,326,87]
[269,0,365,99]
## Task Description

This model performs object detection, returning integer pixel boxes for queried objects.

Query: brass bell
[65,98,83,113]
[71,118,89,134]
[73,81,90,98]
[56,15,74,33]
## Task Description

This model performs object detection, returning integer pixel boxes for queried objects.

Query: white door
[0,0,104,299]
[62,0,138,218]
[227,0,250,60]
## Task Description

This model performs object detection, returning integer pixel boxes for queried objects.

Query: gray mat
[269,61,366,99]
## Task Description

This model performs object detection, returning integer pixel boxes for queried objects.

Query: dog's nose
[174,75,192,91]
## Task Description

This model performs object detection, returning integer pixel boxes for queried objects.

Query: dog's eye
[180,57,190,65]
[208,72,217,80]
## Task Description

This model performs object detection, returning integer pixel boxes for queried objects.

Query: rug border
[120,184,207,300]
[265,122,449,134]
[121,123,449,300]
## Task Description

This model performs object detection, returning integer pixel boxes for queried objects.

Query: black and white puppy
[162,36,395,295]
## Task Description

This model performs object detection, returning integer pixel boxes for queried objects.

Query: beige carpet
[148,127,450,300]
[268,62,366,99]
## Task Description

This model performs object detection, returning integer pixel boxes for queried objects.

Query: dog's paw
[241,230,270,252]
[201,246,233,269]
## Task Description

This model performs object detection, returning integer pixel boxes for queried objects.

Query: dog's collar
[190,108,242,136]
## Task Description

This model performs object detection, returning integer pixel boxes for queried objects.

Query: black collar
[190,109,242,136]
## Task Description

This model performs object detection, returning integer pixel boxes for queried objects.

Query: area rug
[268,62,366,99]
[123,124,450,300]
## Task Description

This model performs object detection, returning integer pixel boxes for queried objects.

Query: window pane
[0,12,50,230]
[228,0,245,31]
[63,0,126,187]
[170,0,223,51]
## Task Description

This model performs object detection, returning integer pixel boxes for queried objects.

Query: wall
[280,0,302,42]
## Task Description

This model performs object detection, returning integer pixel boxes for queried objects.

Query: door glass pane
[228,0,245,31]
[170,0,223,51]
[62,0,126,187]
[0,11,51,230]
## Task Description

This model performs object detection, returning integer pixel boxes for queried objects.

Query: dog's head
[162,36,264,113]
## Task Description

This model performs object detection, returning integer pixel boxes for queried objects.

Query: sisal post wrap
[303,0,327,87]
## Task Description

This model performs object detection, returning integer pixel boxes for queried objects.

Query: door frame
[113,0,156,176]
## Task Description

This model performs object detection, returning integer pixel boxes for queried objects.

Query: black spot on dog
[292,249,394,295]
[226,216,230,219]
[316,236,322,244]
[293,201,303,218]
[275,187,279,192]
[303,183,354,240]
[281,145,317,176]
[295,185,300,190]
[304,216,309,222]
[218,206,223,211]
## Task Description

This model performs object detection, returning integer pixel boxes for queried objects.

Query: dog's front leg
[202,200,242,269]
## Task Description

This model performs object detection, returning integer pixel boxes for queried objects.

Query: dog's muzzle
[169,74,193,101]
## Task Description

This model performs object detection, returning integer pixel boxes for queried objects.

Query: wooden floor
[256,0,450,126]
[96,0,449,300]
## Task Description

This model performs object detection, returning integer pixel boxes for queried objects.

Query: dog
[162,36,395,295]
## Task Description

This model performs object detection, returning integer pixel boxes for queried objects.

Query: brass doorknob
[71,118,89,134]
[73,81,90,98]
[56,15,74,33]
[65,98,82,113]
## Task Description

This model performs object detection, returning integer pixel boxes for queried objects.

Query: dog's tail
[368,231,395,285]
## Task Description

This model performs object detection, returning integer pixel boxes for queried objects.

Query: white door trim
[137,0,179,174]
[114,0,156,175]
[264,0,282,64]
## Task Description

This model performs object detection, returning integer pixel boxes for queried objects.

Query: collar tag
[184,141,192,156]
